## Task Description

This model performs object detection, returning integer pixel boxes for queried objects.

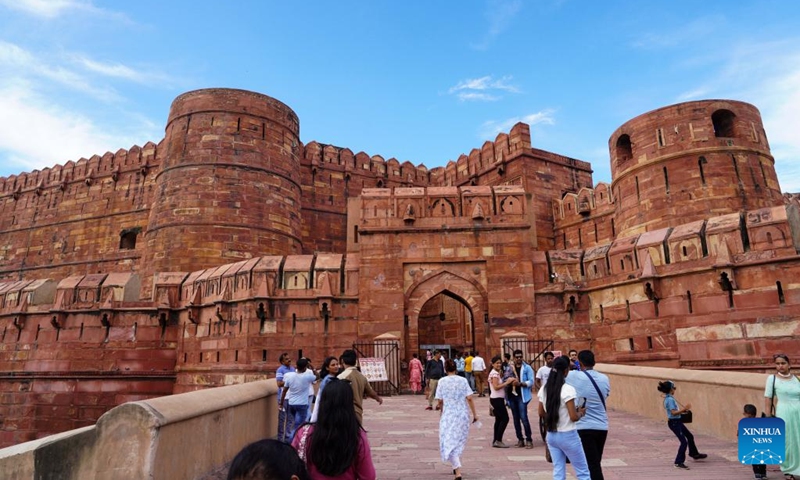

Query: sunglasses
[514,355,523,359]
[773,354,790,361]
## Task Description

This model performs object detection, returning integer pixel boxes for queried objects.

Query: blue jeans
[277,400,294,443]
[465,372,475,391]
[287,404,309,442]
[546,430,591,480]
[507,394,532,441]
[667,419,699,464]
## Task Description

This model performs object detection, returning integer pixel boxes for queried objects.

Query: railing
[501,338,554,372]
[353,340,401,395]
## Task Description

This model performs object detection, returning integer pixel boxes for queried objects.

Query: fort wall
[1,89,799,448]
[0,144,159,283]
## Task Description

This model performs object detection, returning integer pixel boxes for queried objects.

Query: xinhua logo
[738,417,786,465]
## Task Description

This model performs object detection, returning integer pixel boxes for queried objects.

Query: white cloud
[675,87,710,102]
[0,84,153,174]
[471,0,523,51]
[0,0,94,18]
[479,109,556,139]
[72,55,177,87]
[0,41,122,102]
[457,92,500,102]
[448,75,520,102]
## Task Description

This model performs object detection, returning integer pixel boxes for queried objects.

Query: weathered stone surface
[1,91,799,447]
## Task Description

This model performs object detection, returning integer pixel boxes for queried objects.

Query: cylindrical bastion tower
[609,100,782,237]
[145,89,303,274]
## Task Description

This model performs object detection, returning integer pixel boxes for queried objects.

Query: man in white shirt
[534,351,555,392]
[534,351,555,446]
[279,358,316,442]
[471,351,487,397]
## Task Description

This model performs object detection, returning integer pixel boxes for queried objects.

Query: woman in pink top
[292,378,376,480]
[488,355,516,448]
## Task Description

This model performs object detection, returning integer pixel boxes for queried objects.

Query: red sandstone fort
[0,88,798,447]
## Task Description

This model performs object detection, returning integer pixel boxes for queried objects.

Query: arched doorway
[416,291,474,360]
[404,270,488,363]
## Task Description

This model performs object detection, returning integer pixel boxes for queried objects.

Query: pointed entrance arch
[404,269,488,360]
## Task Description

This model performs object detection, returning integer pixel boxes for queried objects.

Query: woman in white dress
[436,359,478,480]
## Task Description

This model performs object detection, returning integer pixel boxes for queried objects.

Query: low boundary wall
[0,379,277,479]
[598,363,766,441]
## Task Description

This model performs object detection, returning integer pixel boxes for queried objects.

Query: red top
[292,425,376,480]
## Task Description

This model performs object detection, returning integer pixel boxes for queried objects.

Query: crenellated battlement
[302,142,431,185]
[429,123,532,186]
[545,204,799,285]
[0,142,161,198]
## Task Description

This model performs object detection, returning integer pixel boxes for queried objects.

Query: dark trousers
[507,394,532,441]
[752,464,767,476]
[490,397,509,442]
[578,429,608,480]
[667,419,699,464]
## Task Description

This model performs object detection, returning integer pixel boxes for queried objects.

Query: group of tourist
[408,350,489,400]
[428,348,610,480]
[248,349,380,480]
[226,348,799,480]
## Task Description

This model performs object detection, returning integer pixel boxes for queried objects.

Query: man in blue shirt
[565,350,610,480]
[279,358,317,442]
[275,353,295,442]
[508,349,536,448]
[455,352,466,378]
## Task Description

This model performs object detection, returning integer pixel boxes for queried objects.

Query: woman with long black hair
[309,356,340,423]
[488,354,516,448]
[291,378,376,480]
[537,356,590,480]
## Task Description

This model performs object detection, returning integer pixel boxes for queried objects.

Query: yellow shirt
[465,356,474,373]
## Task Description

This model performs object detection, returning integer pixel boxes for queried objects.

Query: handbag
[489,406,495,417]
[674,396,692,423]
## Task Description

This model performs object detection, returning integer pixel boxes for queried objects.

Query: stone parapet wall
[598,362,765,441]
[0,379,277,480]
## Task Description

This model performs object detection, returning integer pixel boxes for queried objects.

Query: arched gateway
[404,269,489,360]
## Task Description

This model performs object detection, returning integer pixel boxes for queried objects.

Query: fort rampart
[1,90,799,447]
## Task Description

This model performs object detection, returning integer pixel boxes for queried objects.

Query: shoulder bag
[583,371,607,411]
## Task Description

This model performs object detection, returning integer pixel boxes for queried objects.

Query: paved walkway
[362,393,779,480]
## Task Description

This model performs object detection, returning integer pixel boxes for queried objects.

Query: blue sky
[1,1,799,190]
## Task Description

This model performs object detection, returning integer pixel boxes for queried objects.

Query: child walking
[743,404,768,480]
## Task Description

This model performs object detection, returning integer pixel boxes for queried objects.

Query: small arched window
[119,228,140,250]
[615,135,633,164]
[712,109,736,138]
